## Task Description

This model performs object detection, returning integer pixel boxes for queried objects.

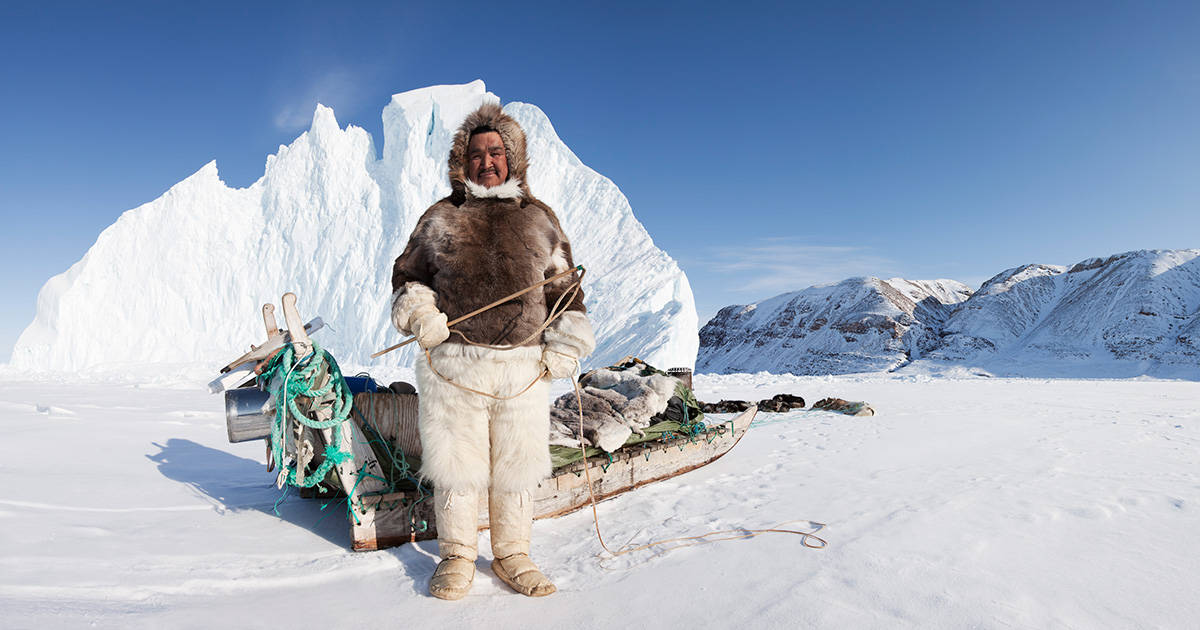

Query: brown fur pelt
[391,104,586,347]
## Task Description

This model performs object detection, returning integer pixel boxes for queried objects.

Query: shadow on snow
[146,438,350,547]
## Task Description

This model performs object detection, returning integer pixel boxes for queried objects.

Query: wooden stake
[262,303,279,337]
[281,292,311,356]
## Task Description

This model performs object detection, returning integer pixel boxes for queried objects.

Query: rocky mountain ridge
[698,249,1200,378]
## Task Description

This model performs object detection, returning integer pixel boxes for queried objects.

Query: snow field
[0,374,1196,628]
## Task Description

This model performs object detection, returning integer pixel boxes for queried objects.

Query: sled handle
[281,293,312,353]
[262,303,279,338]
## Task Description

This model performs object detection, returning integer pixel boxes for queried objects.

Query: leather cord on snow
[390,263,829,556]
[570,376,828,559]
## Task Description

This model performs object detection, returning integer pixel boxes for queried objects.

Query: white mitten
[541,347,578,381]
[392,283,451,350]
[411,310,450,350]
[543,311,596,359]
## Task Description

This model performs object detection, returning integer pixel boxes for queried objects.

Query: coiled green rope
[260,341,354,489]
[260,343,432,534]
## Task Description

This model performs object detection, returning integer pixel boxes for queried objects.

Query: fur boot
[489,490,555,597]
[430,486,479,600]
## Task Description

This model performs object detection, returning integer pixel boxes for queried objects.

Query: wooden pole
[371,265,584,359]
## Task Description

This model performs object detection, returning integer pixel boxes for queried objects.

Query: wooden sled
[218,293,758,552]
[226,384,757,552]
[347,397,758,551]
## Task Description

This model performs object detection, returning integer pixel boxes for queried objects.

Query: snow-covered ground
[1,372,1197,629]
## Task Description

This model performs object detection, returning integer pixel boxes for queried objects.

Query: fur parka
[391,103,587,347]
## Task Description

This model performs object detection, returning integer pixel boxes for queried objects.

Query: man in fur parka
[390,103,595,600]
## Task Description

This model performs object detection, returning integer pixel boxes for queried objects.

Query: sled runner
[217,294,757,552]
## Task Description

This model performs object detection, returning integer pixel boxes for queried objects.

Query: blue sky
[2,1,1199,362]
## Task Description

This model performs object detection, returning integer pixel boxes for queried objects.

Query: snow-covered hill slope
[11,81,698,375]
[697,277,971,374]
[930,263,1068,360]
[931,249,1200,375]
[698,249,1200,378]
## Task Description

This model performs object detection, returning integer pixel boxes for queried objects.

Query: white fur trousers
[416,343,551,495]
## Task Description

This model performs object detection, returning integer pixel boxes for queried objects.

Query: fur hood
[391,102,587,348]
[447,103,532,199]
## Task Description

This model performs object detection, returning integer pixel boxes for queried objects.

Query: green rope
[260,341,355,491]
[351,400,431,533]
[260,342,432,533]
[677,396,707,436]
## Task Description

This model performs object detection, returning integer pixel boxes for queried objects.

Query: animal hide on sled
[548,366,682,452]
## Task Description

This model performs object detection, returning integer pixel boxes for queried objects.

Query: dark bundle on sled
[700,393,806,414]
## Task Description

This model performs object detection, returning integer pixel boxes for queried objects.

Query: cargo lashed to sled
[227,384,756,551]
[345,392,756,551]
[216,294,757,552]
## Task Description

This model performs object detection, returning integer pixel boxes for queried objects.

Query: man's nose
[481,153,494,169]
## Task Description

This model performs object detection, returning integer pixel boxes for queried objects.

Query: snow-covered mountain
[11,81,698,374]
[698,249,1200,377]
[697,277,972,374]
[931,249,1200,372]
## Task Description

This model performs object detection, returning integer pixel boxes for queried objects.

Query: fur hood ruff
[448,103,532,199]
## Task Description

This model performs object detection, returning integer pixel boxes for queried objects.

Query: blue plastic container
[342,376,380,394]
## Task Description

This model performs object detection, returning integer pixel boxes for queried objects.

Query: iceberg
[12,81,698,374]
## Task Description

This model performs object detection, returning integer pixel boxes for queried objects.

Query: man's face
[466,131,508,187]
